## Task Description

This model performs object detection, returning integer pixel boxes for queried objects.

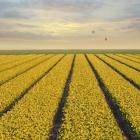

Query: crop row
[0,54,36,66]
[0,55,41,73]
[0,54,42,73]
[0,55,47,85]
[59,55,125,140]
[0,54,61,113]
[118,54,140,64]
[96,54,140,87]
[0,55,27,66]
[0,55,74,139]
[105,54,140,71]
[127,54,140,60]
[87,54,140,138]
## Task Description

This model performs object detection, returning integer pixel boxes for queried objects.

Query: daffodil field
[0,53,140,140]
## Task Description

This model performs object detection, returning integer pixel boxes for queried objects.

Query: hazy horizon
[0,0,140,50]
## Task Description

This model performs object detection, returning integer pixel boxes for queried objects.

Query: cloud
[121,18,140,31]
[0,9,34,19]
[0,0,139,48]
[0,0,104,20]
[37,0,104,12]
[16,23,39,28]
[125,3,140,19]
[0,0,35,19]
[0,0,139,22]
[0,30,58,40]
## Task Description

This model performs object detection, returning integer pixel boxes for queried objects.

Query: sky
[0,0,140,50]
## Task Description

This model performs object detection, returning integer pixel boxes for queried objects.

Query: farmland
[0,53,140,140]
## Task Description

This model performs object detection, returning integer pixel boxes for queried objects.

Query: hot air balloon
[91,30,95,34]
[105,37,108,41]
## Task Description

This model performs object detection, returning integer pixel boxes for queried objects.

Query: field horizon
[0,49,140,55]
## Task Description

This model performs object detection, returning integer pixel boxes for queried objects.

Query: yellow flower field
[0,53,139,140]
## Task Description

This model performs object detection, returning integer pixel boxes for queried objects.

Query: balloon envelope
[92,30,95,34]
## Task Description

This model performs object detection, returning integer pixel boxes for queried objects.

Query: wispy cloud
[0,0,139,49]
